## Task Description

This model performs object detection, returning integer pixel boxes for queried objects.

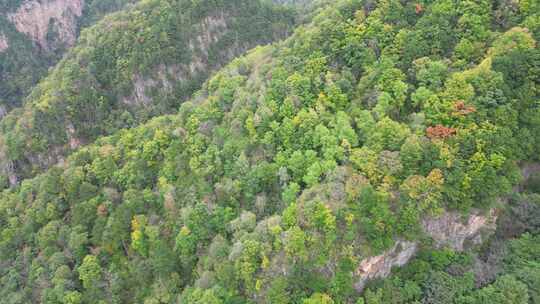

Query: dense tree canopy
[0,0,298,187]
[0,0,539,303]
[0,0,139,111]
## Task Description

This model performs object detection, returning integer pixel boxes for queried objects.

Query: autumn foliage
[415,3,423,14]
[426,125,457,139]
[453,100,476,116]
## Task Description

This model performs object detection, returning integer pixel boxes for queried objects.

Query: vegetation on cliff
[360,192,540,304]
[0,0,297,186]
[0,0,539,303]
[0,0,139,111]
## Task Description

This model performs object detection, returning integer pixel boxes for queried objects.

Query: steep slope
[359,190,540,303]
[0,0,139,113]
[0,0,297,187]
[0,0,539,303]
[0,0,314,115]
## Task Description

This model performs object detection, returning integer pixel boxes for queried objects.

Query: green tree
[303,293,335,304]
[78,255,102,296]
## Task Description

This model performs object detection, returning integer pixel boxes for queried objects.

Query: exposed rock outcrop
[0,33,8,52]
[354,241,418,291]
[66,122,82,149]
[0,105,7,120]
[422,209,498,251]
[0,0,297,188]
[354,210,498,291]
[122,13,230,106]
[520,162,540,180]
[353,163,537,291]
[8,0,84,50]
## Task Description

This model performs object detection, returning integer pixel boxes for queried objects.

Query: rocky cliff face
[354,210,498,291]
[122,13,230,106]
[352,162,540,292]
[0,0,298,188]
[422,209,498,251]
[354,241,418,291]
[8,0,84,50]
[0,0,137,112]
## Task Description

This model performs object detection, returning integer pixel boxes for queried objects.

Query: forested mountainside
[0,0,139,113]
[272,0,318,7]
[0,0,315,115]
[1,0,539,303]
[0,0,298,187]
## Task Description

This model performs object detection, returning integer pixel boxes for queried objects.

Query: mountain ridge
[0,0,539,303]
[0,0,140,112]
[0,0,299,188]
